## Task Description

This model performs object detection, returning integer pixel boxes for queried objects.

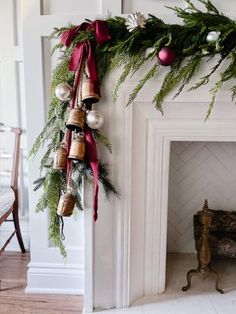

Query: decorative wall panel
[41,0,100,15]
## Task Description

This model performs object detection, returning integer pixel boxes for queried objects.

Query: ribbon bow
[61,20,110,221]
[61,20,111,47]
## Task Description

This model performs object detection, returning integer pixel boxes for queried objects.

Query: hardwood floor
[0,252,83,314]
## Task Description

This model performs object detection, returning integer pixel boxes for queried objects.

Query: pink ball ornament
[157,46,176,66]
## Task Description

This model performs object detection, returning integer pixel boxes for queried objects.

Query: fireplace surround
[91,66,236,310]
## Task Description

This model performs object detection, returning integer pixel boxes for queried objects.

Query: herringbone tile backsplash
[167,141,236,253]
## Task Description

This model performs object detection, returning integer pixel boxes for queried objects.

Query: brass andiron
[182,199,224,294]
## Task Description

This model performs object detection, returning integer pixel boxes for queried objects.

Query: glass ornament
[55,83,72,101]
[86,110,104,129]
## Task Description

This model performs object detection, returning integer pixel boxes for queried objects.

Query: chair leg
[12,204,26,253]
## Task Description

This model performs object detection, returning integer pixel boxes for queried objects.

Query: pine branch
[112,60,133,102]
[49,58,74,120]
[47,170,67,257]
[93,130,112,153]
[51,42,64,56]
[197,0,220,14]
[29,116,56,158]
[173,54,202,99]
[110,52,129,72]
[77,161,118,199]
[183,0,201,12]
[33,176,47,192]
[153,59,182,111]
[112,53,146,102]
[96,49,113,83]
[98,161,118,199]
[127,63,159,106]
[231,85,236,102]
[205,79,223,120]
[205,51,236,119]
[70,178,83,211]
[39,143,54,172]
[49,24,76,40]
[35,169,67,257]
[35,193,48,212]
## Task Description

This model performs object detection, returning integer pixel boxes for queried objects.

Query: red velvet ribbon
[61,20,110,80]
[61,20,111,47]
[85,129,99,221]
[61,20,110,220]
[65,65,85,184]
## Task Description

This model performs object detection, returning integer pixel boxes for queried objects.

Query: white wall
[0,0,29,251]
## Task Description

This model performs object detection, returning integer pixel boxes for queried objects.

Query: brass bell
[68,133,85,161]
[53,145,67,170]
[66,107,85,131]
[81,78,100,104]
[57,193,76,217]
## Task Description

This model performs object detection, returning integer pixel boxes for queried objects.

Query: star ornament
[125,12,146,32]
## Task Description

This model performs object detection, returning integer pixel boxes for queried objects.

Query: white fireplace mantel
[92,63,236,310]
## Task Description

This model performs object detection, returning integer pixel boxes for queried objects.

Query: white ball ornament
[206,31,221,43]
[55,83,72,101]
[86,110,104,129]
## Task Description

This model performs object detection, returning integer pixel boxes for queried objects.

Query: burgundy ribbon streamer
[85,129,99,221]
[61,20,110,220]
[65,45,87,183]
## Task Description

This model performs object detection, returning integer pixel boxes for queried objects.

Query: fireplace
[110,97,236,305]
[168,141,236,254]
[91,66,236,310]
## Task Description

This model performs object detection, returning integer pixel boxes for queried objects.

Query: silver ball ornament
[206,31,221,43]
[86,110,104,129]
[55,83,72,101]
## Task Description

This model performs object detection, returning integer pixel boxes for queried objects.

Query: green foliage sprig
[35,169,67,257]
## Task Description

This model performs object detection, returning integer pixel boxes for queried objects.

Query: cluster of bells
[53,78,104,217]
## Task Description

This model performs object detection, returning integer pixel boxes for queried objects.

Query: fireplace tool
[182,199,223,294]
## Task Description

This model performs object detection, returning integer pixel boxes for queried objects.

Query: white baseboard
[83,307,94,313]
[25,287,83,294]
[26,262,84,295]
[83,305,94,313]
[25,262,84,295]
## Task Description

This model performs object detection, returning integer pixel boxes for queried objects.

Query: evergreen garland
[31,0,236,256]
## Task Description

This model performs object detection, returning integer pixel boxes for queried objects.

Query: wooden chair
[0,124,26,254]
